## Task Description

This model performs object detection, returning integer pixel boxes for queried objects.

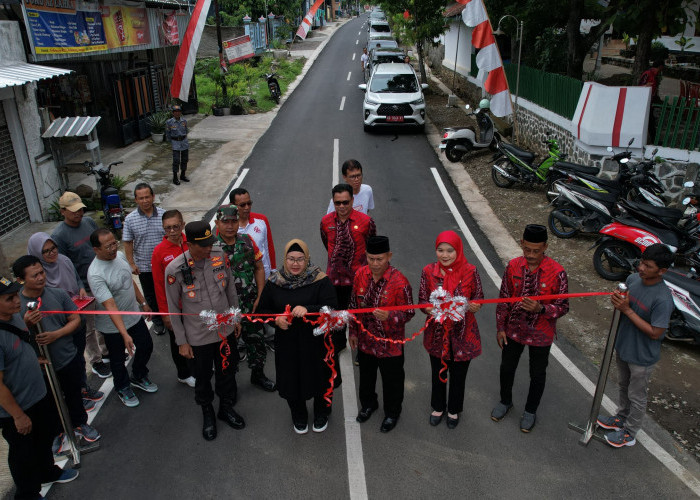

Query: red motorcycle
[591,199,700,281]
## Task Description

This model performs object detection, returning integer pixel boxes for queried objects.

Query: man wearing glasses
[320,183,377,387]
[88,229,156,408]
[326,159,374,215]
[229,188,277,279]
[151,210,195,387]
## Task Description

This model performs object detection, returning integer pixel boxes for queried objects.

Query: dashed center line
[339,96,346,111]
[347,72,351,81]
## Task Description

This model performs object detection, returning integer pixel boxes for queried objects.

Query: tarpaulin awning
[0,62,72,89]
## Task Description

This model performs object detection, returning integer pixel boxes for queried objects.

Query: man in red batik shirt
[349,236,414,434]
[320,183,377,387]
[490,224,569,433]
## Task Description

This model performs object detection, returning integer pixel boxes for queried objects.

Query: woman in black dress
[257,239,338,434]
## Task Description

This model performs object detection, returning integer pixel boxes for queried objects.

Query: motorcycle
[547,161,667,239]
[663,267,700,345]
[439,105,500,162]
[491,135,566,190]
[591,196,700,281]
[263,72,281,104]
[86,160,126,238]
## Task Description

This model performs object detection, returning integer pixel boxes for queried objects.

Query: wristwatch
[140,301,147,308]
[540,305,546,314]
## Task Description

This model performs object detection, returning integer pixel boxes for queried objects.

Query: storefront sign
[23,0,108,54]
[100,3,150,48]
[223,35,254,63]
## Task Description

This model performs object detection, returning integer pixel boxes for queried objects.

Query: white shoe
[178,376,196,388]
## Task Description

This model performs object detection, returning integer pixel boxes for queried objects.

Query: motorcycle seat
[624,200,683,226]
[663,269,700,297]
[554,161,600,176]
[501,143,534,164]
[615,216,680,248]
[565,183,619,205]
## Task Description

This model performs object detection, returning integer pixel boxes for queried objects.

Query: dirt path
[424,91,700,461]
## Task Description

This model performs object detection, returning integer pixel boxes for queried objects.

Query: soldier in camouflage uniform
[214,204,277,392]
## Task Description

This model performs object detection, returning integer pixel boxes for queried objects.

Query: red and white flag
[296,0,324,40]
[457,0,512,117]
[170,0,212,102]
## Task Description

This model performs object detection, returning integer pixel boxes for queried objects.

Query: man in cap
[166,104,190,185]
[320,183,377,387]
[50,192,111,384]
[214,205,275,392]
[0,276,79,498]
[348,236,414,433]
[88,228,157,408]
[491,224,569,432]
[165,221,245,441]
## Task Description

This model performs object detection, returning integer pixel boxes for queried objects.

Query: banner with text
[223,35,254,64]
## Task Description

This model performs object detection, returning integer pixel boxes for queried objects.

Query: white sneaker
[178,376,196,388]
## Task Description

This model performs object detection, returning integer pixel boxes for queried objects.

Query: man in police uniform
[165,104,190,186]
[165,220,245,441]
[214,204,276,392]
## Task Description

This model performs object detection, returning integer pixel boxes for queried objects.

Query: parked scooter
[663,268,700,345]
[263,72,281,104]
[439,99,500,162]
[490,135,566,189]
[591,195,700,281]
[86,160,126,238]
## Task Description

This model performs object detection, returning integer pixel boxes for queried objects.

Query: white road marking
[429,166,700,496]
[340,96,346,111]
[333,139,339,186]
[225,168,250,203]
[347,71,352,81]
[352,53,356,61]
[358,31,361,35]
[356,39,359,45]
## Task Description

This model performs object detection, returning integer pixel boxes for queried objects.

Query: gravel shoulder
[423,88,700,462]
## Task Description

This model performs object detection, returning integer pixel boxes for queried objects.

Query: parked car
[369,20,391,35]
[368,48,406,75]
[358,63,427,132]
[367,37,398,52]
[369,10,386,21]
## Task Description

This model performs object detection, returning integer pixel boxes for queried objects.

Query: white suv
[358,63,427,132]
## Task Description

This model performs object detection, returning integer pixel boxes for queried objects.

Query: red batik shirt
[419,262,484,361]
[349,265,414,358]
[320,210,376,286]
[496,255,569,347]
[151,235,188,313]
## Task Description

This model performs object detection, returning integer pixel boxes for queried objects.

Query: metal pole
[26,302,81,466]
[514,20,522,121]
[451,20,460,93]
[568,282,628,446]
[213,0,227,98]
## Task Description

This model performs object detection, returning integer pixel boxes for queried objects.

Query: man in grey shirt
[122,183,166,335]
[13,255,100,443]
[88,228,157,408]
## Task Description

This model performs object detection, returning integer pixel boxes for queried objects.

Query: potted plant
[146,110,169,143]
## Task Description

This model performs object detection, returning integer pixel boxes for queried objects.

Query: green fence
[653,96,700,150]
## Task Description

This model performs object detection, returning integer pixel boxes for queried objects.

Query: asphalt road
[48,15,699,499]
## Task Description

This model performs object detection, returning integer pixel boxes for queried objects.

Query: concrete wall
[441,20,471,78]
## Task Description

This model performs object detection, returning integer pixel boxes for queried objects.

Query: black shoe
[180,175,190,182]
[251,370,277,392]
[446,415,459,429]
[152,323,166,336]
[356,405,378,423]
[429,412,443,427]
[380,416,399,433]
[217,401,245,430]
[333,377,342,389]
[202,404,217,441]
[173,176,180,185]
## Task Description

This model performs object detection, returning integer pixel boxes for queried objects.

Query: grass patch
[194,55,305,114]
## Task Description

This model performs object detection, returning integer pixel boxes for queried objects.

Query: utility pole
[213,0,227,98]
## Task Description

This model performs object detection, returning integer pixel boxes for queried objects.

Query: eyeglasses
[163,225,181,232]
[286,256,306,264]
[41,245,58,255]
[334,200,351,206]
[104,242,118,250]
[347,174,362,180]
[237,202,252,208]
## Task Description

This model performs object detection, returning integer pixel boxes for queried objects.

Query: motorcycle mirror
[651,148,658,156]
[358,83,367,91]
[684,181,695,188]
[628,138,634,146]
[683,196,692,206]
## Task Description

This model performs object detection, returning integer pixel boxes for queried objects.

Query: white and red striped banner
[296,0,324,40]
[457,0,512,117]
[170,0,212,102]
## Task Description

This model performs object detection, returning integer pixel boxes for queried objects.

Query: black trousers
[358,351,404,418]
[167,328,193,380]
[71,322,88,389]
[286,396,330,424]
[172,149,189,176]
[138,272,163,328]
[332,285,352,386]
[192,334,238,406]
[0,395,63,500]
[499,340,551,414]
[103,319,153,392]
[55,354,87,427]
[429,355,471,415]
